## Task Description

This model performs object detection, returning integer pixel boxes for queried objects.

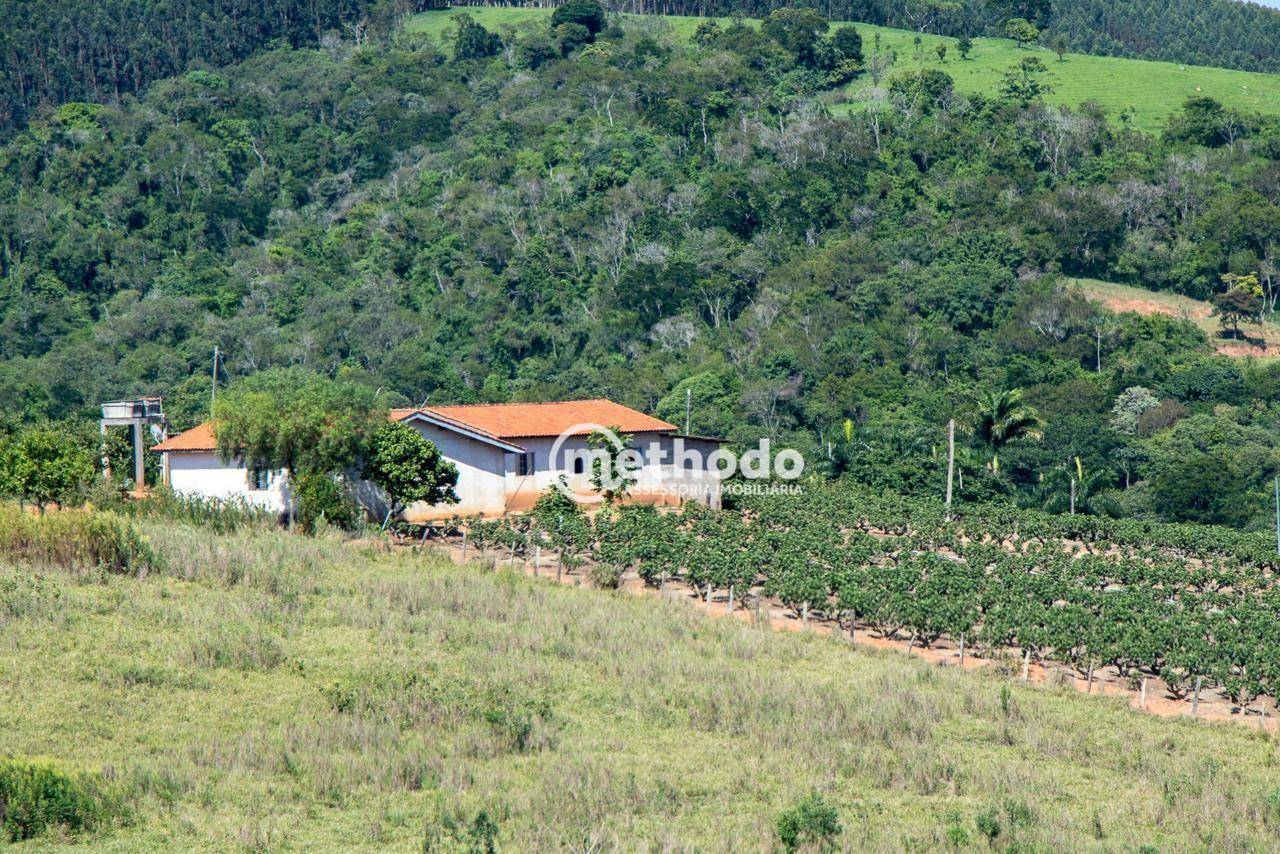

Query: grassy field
[1072,277,1280,359]
[407,7,1280,133]
[5,516,1280,849]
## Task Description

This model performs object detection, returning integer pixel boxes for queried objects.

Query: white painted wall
[400,421,509,521]
[162,428,723,523]
[502,432,723,512]
[165,452,291,513]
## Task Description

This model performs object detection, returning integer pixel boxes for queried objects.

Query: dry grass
[3,521,1280,849]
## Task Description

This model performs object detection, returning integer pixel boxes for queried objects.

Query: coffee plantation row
[408,482,1280,709]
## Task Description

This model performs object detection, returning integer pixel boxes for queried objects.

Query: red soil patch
[1099,295,1207,321]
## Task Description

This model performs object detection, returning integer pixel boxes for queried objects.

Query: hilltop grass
[407,7,1280,132]
[4,515,1280,848]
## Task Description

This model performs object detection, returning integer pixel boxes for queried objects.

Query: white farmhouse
[152,399,724,520]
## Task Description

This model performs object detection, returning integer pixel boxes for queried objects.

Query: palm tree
[970,388,1043,452]
[1027,460,1122,517]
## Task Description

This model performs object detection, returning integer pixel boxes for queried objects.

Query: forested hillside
[2,9,1280,524]
[4,0,1279,142]
[0,0,441,137]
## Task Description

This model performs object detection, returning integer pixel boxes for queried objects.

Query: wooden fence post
[1192,676,1203,718]
[1140,677,1148,710]
[460,529,468,563]
[1021,649,1030,682]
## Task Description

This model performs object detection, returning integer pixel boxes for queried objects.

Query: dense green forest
[449,0,1280,73]
[0,0,443,137]
[2,8,1280,525]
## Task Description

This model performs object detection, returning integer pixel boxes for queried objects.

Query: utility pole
[210,346,219,411]
[1070,477,1077,515]
[945,419,955,521]
[684,388,692,435]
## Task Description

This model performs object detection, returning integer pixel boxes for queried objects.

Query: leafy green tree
[531,484,591,570]
[887,68,955,113]
[1151,453,1249,526]
[761,7,830,68]
[1213,281,1262,339]
[550,0,606,37]
[1050,33,1068,61]
[1166,97,1252,148]
[1003,17,1041,48]
[554,22,592,56]
[213,368,388,527]
[956,34,973,59]
[1110,387,1159,436]
[214,369,386,478]
[829,26,863,64]
[1031,461,1120,516]
[453,14,501,61]
[0,427,95,512]
[999,55,1052,103]
[362,422,459,527]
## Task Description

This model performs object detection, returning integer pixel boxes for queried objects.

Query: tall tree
[970,389,1043,453]
[362,421,459,526]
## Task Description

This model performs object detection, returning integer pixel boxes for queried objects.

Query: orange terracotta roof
[409,399,676,439]
[154,400,675,454]
[152,422,217,452]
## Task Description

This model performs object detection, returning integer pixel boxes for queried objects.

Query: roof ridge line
[427,398,612,409]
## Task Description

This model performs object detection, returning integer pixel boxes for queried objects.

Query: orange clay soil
[424,538,1277,733]
[1082,286,1277,358]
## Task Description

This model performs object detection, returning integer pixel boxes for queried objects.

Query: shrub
[776,791,841,852]
[588,562,622,589]
[0,759,118,841]
[976,806,1001,844]
[0,503,158,575]
[424,806,499,853]
[292,472,359,534]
